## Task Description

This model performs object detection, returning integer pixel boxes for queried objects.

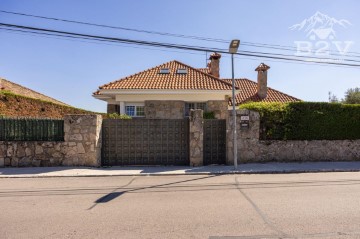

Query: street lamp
[229,39,240,169]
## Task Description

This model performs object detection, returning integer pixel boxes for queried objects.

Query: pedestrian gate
[102,119,189,166]
[203,119,226,165]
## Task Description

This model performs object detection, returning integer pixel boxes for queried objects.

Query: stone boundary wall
[3,110,357,167]
[0,115,102,167]
[241,140,360,162]
[227,109,360,164]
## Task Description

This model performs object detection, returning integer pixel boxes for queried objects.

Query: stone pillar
[189,109,204,166]
[226,110,236,165]
[226,109,260,165]
[64,114,102,166]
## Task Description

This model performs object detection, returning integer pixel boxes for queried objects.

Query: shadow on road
[89,175,218,208]
[1,177,360,199]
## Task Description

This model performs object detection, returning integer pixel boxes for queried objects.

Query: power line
[4,23,357,64]
[0,9,228,43]
[234,56,359,69]
[242,41,360,57]
[3,26,356,70]
[0,27,205,56]
[2,9,360,59]
[1,28,358,70]
[240,49,360,64]
[0,23,223,52]
[0,22,359,68]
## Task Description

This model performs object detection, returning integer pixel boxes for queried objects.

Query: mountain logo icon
[289,11,351,40]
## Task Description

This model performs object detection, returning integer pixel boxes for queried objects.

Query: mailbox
[240,115,250,129]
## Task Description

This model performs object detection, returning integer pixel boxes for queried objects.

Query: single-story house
[93,53,300,119]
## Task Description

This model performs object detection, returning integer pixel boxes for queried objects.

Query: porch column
[119,102,125,114]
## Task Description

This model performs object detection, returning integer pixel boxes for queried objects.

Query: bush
[240,102,360,140]
[203,111,215,119]
[106,113,132,119]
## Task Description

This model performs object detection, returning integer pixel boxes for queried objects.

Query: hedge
[240,102,360,140]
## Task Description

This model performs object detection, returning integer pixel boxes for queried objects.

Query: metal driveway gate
[102,119,189,166]
[203,119,226,165]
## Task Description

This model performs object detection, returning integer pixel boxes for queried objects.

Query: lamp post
[229,39,240,169]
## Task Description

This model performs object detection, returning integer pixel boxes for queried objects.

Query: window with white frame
[125,103,145,117]
[185,102,206,116]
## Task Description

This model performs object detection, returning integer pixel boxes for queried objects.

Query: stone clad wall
[206,100,228,119]
[144,99,229,120]
[189,109,204,166]
[243,140,360,162]
[0,115,102,167]
[227,109,360,164]
[145,100,185,119]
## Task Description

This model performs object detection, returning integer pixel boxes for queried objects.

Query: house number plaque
[240,115,250,129]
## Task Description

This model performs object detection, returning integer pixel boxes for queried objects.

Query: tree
[343,87,360,104]
[328,91,339,103]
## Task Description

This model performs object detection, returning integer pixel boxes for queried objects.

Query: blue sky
[0,0,359,112]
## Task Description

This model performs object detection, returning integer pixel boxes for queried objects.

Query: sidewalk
[1,161,360,178]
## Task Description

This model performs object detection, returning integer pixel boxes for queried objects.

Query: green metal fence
[0,117,64,141]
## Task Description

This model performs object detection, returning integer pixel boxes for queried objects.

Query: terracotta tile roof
[197,68,210,74]
[94,60,300,105]
[97,61,234,91]
[222,78,301,105]
[0,77,71,106]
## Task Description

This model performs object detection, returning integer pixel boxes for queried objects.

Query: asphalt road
[1,172,360,239]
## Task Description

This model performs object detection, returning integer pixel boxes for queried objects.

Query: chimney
[208,52,221,78]
[255,63,270,99]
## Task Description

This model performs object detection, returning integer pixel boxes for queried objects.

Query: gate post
[63,114,102,167]
[226,109,261,165]
[189,109,204,166]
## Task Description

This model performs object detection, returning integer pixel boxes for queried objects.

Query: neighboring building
[0,77,70,106]
[93,53,300,119]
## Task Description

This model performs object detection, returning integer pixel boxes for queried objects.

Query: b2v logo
[289,11,354,59]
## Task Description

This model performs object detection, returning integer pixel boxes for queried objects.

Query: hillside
[0,91,95,118]
[0,78,70,106]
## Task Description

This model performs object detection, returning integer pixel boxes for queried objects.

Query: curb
[1,168,360,178]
